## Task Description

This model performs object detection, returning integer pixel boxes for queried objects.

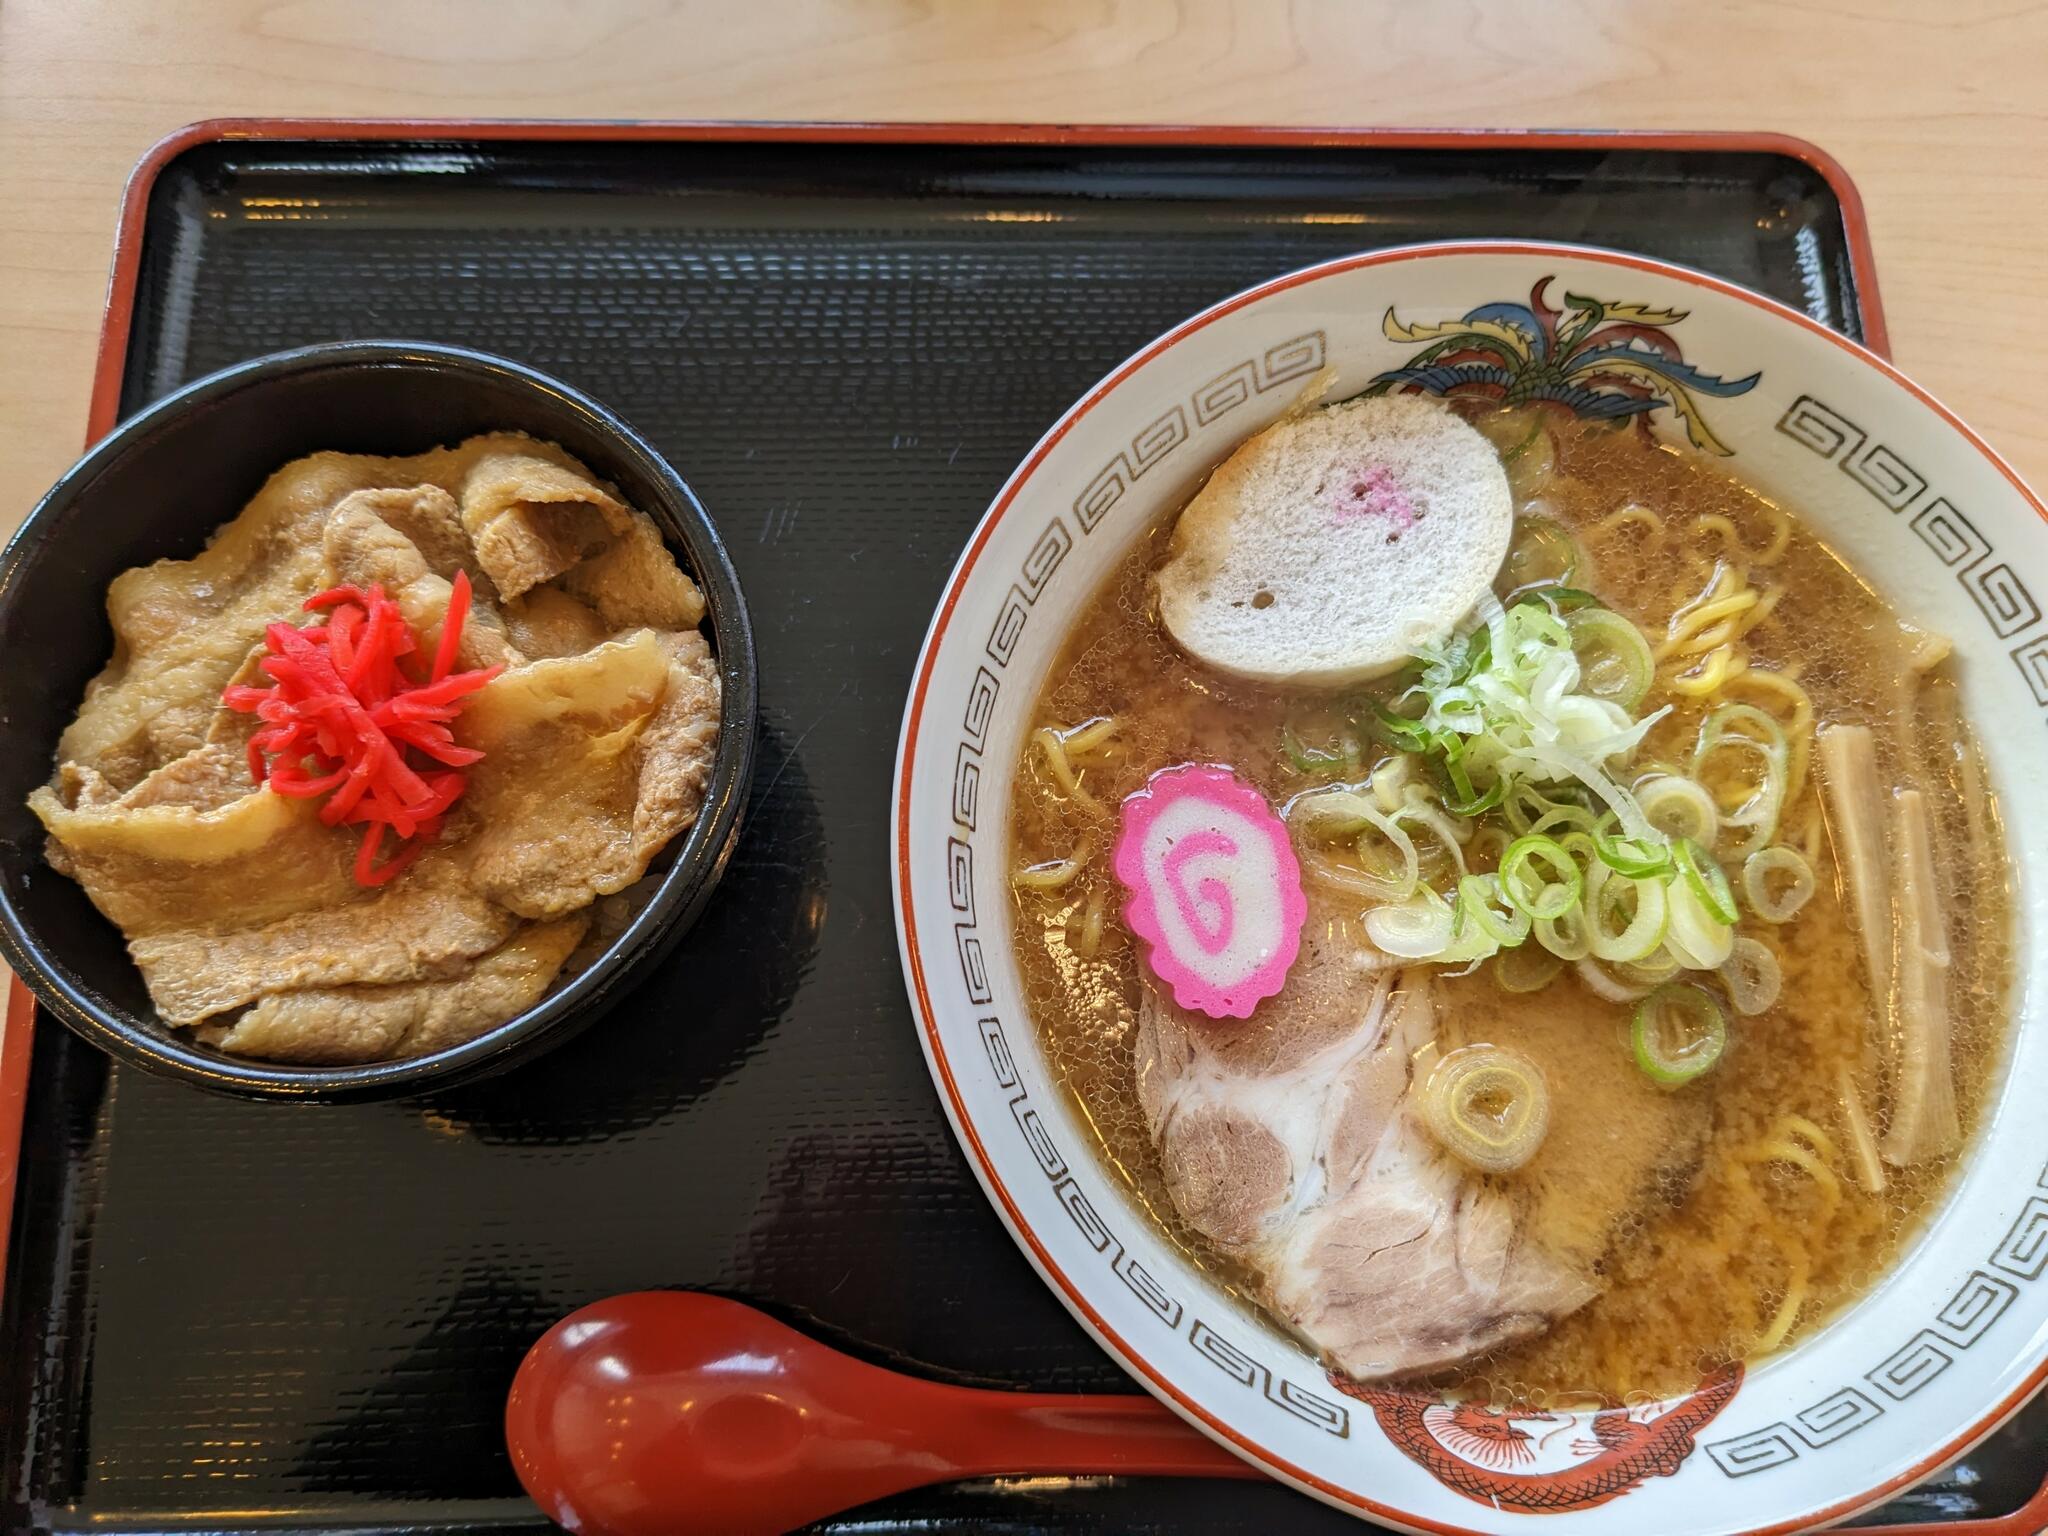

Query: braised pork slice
[458,447,633,600]
[501,587,613,661]
[59,451,406,788]
[28,745,358,934]
[555,507,707,631]
[323,487,514,670]
[1136,964,1596,1380]
[199,915,588,1064]
[461,628,721,918]
[130,857,519,1026]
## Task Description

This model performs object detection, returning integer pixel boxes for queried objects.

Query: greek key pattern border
[1070,331,1326,533]
[1706,1161,2048,1476]
[1776,395,2044,643]
[944,333,1348,1440]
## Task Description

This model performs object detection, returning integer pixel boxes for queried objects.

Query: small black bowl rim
[0,340,759,1102]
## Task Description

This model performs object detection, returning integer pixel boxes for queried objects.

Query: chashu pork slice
[1138,966,1594,1379]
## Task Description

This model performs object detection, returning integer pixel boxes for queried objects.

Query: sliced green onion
[1567,608,1655,711]
[1593,829,1673,879]
[1673,838,1738,925]
[1502,601,1571,651]
[1524,585,1602,614]
[1506,782,1596,837]
[1535,903,1593,961]
[1499,835,1582,921]
[1281,720,1362,778]
[1499,415,1545,463]
[1283,786,1375,840]
[1742,846,1815,924]
[1370,755,1413,814]
[1372,702,1435,753]
[1495,943,1564,993]
[1721,935,1783,1016]
[1355,821,1421,896]
[1576,955,1650,1002]
[1502,514,1580,592]
[1587,863,1669,963]
[1365,888,1460,959]
[1616,954,1683,997]
[1365,580,1689,967]
[1664,874,1736,969]
[1637,775,1720,845]
[1436,733,1482,806]
[1631,983,1728,1087]
[1498,780,1546,834]
[1457,874,1532,947]
[1287,789,1422,903]
[1551,694,1638,758]
[1394,802,1472,877]
[1553,828,1601,869]
[1421,1045,1552,1174]
[1695,703,1789,861]
[1466,823,1512,870]
[1443,777,1507,818]
[1530,807,1600,846]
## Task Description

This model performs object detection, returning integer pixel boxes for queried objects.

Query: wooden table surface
[2,0,2045,530]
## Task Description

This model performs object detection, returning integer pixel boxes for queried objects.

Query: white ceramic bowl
[893,242,2048,1534]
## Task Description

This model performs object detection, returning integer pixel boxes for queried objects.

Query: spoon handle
[943,1390,1267,1480]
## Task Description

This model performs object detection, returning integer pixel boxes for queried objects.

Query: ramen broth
[1008,410,2012,1403]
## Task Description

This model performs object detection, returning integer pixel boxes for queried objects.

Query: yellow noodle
[1657,589,1759,660]
[1014,837,1094,889]
[1697,513,1744,553]
[1736,589,1785,638]
[1780,1114,1839,1162]
[1697,507,1792,566]
[1063,715,1121,762]
[1743,1139,1843,1212]
[1725,667,1813,728]
[1590,504,1665,539]
[1678,550,1719,592]
[1755,1252,1810,1352]
[1073,890,1107,957]
[1655,561,1745,649]
[1670,611,1747,659]
[1667,645,1747,696]
[1034,726,1101,813]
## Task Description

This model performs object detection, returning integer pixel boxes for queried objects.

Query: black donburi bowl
[0,342,757,1101]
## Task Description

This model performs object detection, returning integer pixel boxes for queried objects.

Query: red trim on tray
[895,241,2048,1535]
[11,115,1949,1530]
[0,978,36,1278]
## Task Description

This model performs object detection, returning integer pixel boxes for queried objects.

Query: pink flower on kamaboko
[1113,764,1306,1020]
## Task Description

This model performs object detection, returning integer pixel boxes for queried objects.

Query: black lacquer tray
[5,121,2038,1535]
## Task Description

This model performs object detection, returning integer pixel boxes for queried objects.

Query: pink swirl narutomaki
[1112,763,1306,1020]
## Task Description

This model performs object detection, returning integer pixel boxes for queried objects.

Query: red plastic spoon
[505,1290,1263,1536]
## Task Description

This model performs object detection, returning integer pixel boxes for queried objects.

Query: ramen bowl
[893,243,2048,1534]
